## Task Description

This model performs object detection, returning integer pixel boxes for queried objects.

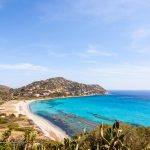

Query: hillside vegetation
[11,77,107,99]
[0,119,149,150]
[0,85,11,104]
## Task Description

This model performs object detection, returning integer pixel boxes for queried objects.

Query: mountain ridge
[0,85,11,102]
[0,85,10,91]
[12,77,107,99]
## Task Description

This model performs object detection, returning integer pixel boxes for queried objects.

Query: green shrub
[0,119,8,124]
[0,122,150,150]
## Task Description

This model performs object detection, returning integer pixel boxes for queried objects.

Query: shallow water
[30,91,150,135]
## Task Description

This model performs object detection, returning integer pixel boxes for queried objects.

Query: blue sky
[0,0,150,89]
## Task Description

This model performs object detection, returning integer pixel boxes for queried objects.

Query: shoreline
[15,100,69,141]
[19,93,108,102]
[0,94,107,141]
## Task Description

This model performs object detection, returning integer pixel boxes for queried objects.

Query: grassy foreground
[0,114,150,150]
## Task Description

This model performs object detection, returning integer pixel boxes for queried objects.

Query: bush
[0,119,8,124]
[0,122,150,150]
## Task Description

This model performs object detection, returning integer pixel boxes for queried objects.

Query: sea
[29,90,150,136]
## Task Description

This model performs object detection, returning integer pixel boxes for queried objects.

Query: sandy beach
[0,95,100,141]
[0,100,69,141]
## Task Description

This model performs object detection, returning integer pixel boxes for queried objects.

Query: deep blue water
[30,91,150,135]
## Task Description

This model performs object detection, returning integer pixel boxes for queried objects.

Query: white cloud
[59,63,150,90]
[89,63,150,77]
[0,63,49,72]
[79,45,116,57]
[86,63,150,89]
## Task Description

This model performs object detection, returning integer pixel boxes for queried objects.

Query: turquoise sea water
[30,91,150,135]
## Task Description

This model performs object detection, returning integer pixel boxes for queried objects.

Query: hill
[0,85,10,92]
[0,85,11,102]
[12,77,107,99]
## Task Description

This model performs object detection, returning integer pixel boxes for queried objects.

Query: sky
[0,0,150,90]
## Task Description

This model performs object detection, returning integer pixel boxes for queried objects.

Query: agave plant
[23,128,36,150]
[98,122,129,150]
[62,138,79,150]
[1,128,12,143]
[0,128,12,150]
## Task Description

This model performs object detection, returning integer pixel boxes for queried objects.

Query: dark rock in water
[36,111,75,135]
[89,112,142,127]
[88,112,118,123]
[126,122,141,127]
[35,110,98,136]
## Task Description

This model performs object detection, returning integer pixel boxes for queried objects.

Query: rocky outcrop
[12,77,107,99]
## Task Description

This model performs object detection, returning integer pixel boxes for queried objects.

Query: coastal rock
[12,77,107,99]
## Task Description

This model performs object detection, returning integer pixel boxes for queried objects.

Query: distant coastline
[20,92,109,102]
